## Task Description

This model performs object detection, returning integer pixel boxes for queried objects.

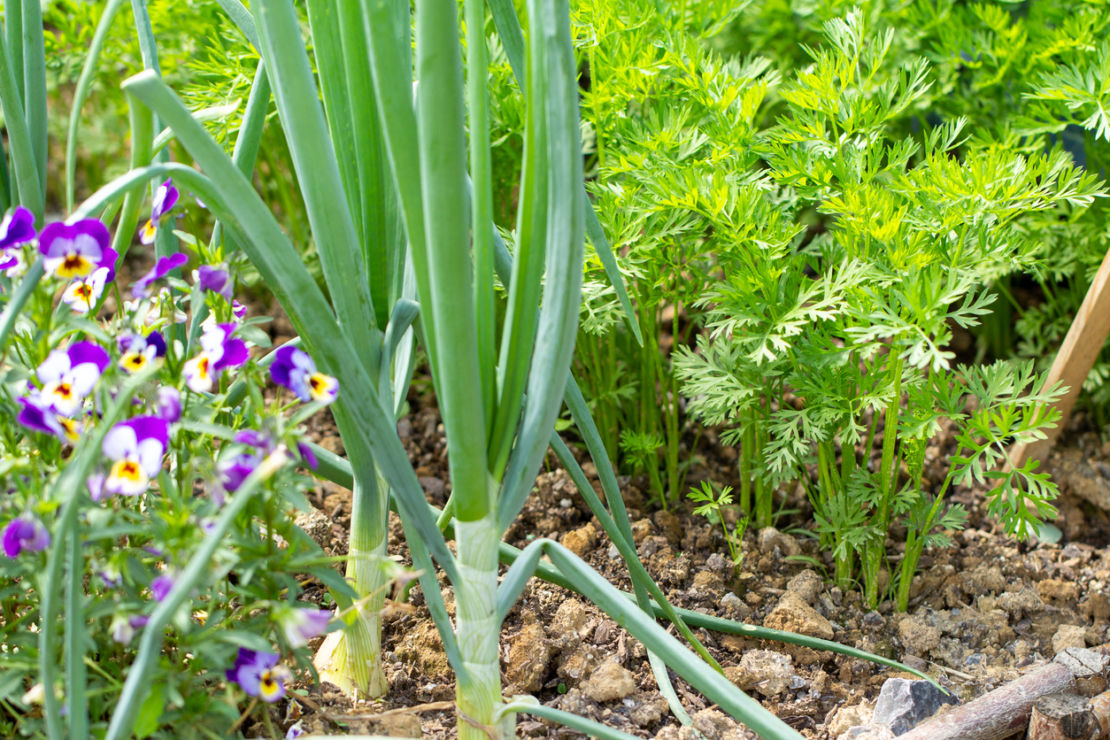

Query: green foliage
[688,480,748,568]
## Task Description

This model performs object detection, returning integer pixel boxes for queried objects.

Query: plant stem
[454,513,513,740]
[866,353,902,609]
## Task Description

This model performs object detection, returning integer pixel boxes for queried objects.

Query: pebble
[724,650,794,697]
[584,658,636,702]
[1055,646,1109,677]
[608,544,620,559]
[872,678,958,735]
[1052,624,1088,654]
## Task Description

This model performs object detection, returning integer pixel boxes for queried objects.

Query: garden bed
[236,387,1110,740]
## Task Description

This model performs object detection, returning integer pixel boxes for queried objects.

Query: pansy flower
[225,649,291,703]
[2,247,26,279]
[183,323,249,393]
[132,252,188,299]
[281,608,332,648]
[36,341,110,417]
[0,206,36,272]
[150,573,175,602]
[270,346,339,405]
[110,614,149,645]
[156,387,181,423]
[61,267,111,314]
[102,416,170,496]
[39,219,117,281]
[3,515,50,558]
[0,206,36,251]
[118,331,166,374]
[296,442,319,470]
[140,180,179,245]
[18,393,83,444]
[217,451,263,494]
[194,264,232,299]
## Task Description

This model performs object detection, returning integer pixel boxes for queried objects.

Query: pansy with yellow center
[225,648,291,703]
[183,323,249,393]
[270,345,339,405]
[117,332,166,375]
[102,416,169,497]
[38,219,117,281]
[61,267,110,315]
[139,179,179,246]
[17,393,83,444]
[35,341,110,417]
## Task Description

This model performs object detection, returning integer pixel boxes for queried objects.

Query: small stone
[707,552,731,574]
[724,650,794,697]
[863,611,885,630]
[506,612,551,692]
[1080,592,1110,622]
[897,616,940,656]
[1037,579,1079,604]
[1055,647,1110,678]
[787,570,824,605]
[584,658,636,702]
[758,527,801,557]
[1053,625,1089,655]
[997,588,1045,619]
[872,678,959,735]
[827,702,874,739]
[562,522,598,558]
[608,544,620,559]
[418,476,445,501]
[551,599,588,637]
[843,725,895,740]
[559,498,573,509]
[630,519,654,545]
[764,591,835,640]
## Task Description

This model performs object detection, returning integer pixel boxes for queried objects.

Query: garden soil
[235,352,1110,740]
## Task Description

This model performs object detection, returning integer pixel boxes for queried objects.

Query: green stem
[866,353,902,609]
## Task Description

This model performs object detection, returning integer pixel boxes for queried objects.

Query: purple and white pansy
[0,206,36,271]
[281,608,331,648]
[183,323,249,393]
[270,346,339,405]
[102,416,170,497]
[35,341,111,417]
[17,393,82,443]
[225,648,291,703]
[140,180,180,245]
[3,514,50,558]
[132,252,188,299]
[150,573,175,602]
[39,219,117,282]
[61,267,111,314]
[194,264,232,299]
[118,331,166,374]
[156,386,181,423]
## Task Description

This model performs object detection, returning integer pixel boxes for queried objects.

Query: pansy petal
[68,341,111,374]
[102,425,138,462]
[36,350,71,385]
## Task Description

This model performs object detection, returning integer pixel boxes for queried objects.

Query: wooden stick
[898,663,1073,740]
[1026,692,1092,740]
[1009,248,1110,469]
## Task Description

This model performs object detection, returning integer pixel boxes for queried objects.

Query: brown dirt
[217,374,1110,740]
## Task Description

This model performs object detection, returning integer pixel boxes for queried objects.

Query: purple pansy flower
[156,387,181,423]
[87,473,106,502]
[61,267,110,314]
[270,346,339,405]
[194,264,232,299]
[297,442,318,470]
[17,393,82,444]
[225,649,291,703]
[35,341,110,417]
[0,206,36,252]
[140,180,180,245]
[281,608,332,648]
[233,300,247,321]
[132,252,188,299]
[102,416,170,496]
[234,429,275,453]
[286,722,305,739]
[3,515,50,558]
[39,219,117,281]
[218,452,262,493]
[150,574,174,602]
[1,247,26,278]
[110,614,151,644]
[183,323,249,393]
[118,331,167,374]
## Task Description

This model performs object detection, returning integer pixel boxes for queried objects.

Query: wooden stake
[1009,248,1110,469]
[898,663,1073,740]
[1026,692,1092,740]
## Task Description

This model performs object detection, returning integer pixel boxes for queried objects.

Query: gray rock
[724,650,794,697]
[706,552,731,574]
[1055,646,1110,678]
[872,678,959,736]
